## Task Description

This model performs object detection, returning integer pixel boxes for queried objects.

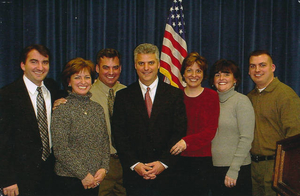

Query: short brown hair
[209,59,241,90]
[96,48,121,65]
[62,57,95,90]
[181,52,208,81]
[20,44,50,64]
[249,50,273,63]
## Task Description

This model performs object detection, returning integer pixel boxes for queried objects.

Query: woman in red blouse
[170,52,220,196]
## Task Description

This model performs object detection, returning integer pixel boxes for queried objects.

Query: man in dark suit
[112,43,187,196]
[0,44,61,196]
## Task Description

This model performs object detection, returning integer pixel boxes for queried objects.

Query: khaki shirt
[90,80,126,154]
[248,77,300,155]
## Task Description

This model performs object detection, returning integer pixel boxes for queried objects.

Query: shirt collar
[218,86,236,103]
[23,75,45,95]
[256,77,279,93]
[94,79,120,94]
[138,77,159,92]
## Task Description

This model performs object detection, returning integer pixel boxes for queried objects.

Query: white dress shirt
[23,75,52,149]
[138,77,158,102]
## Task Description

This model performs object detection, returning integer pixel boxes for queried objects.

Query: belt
[110,153,119,159]
[251,154,275,162]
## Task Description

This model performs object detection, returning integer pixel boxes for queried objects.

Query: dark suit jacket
[112,80,187,188]
[0,77,61,195]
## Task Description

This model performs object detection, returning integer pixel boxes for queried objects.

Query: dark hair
[96,48,121,65]
[181,52,208,81]
[249,50,273,62]
[209,59,241,90]
[20,44,51,64]
[62,57,95,90]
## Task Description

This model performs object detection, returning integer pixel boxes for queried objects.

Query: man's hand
[145,161,165,178]
[134,163,155,180]
[81,173,96,189]
[53,98,67,110]
[170,139,186,155]
[3,184,19,196]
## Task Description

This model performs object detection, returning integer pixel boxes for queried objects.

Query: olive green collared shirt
[90,79,126,154]
[247,77,300,155]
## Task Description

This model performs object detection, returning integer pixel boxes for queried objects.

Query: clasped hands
[81,168,106,189]
[134,161,165,180]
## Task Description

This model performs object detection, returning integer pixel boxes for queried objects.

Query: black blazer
[112,80,187,186]
[0,77,61,193]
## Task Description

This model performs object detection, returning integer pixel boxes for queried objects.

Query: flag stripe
[160,63,182,88]
[159,0,187,89]
[161,47,182,79]
[160,67,180,88]
[163,24,187,57]
[162,40,186,64]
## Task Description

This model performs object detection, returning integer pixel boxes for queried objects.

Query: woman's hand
[94,168,107,186]
[224,175,237,188]
[81,173,96,189]
[170,139,187,155]
[53,98,67,110]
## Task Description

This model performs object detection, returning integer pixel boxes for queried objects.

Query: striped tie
[36,87,50,161]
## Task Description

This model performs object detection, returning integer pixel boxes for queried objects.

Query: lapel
[130,82,150,122]
[15,78,39,125]
[150,80,166,123]
[130,80,168,123]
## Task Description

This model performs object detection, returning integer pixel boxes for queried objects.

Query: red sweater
[181,88,220,157]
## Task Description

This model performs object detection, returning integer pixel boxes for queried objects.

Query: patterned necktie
[108,88,117,148]
[108,88,115,119]
[36,87,50,161]
[145,87,152,118]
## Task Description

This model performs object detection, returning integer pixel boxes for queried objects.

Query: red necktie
[145,87,152,118]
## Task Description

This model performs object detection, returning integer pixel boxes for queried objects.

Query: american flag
[159,0,187,89]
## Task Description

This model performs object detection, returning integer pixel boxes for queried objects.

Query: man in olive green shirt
[247,50,300,196]
[90,48,127,196]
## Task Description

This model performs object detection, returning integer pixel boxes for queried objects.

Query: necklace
[80,102,88,115]
[185,87,204,97]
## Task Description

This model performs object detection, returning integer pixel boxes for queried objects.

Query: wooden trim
[273,134,300,196]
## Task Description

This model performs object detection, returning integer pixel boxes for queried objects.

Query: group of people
[0,43,300,196]
[0,45,126,196]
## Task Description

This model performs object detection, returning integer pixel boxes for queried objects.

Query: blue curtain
[1,0,300,95]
